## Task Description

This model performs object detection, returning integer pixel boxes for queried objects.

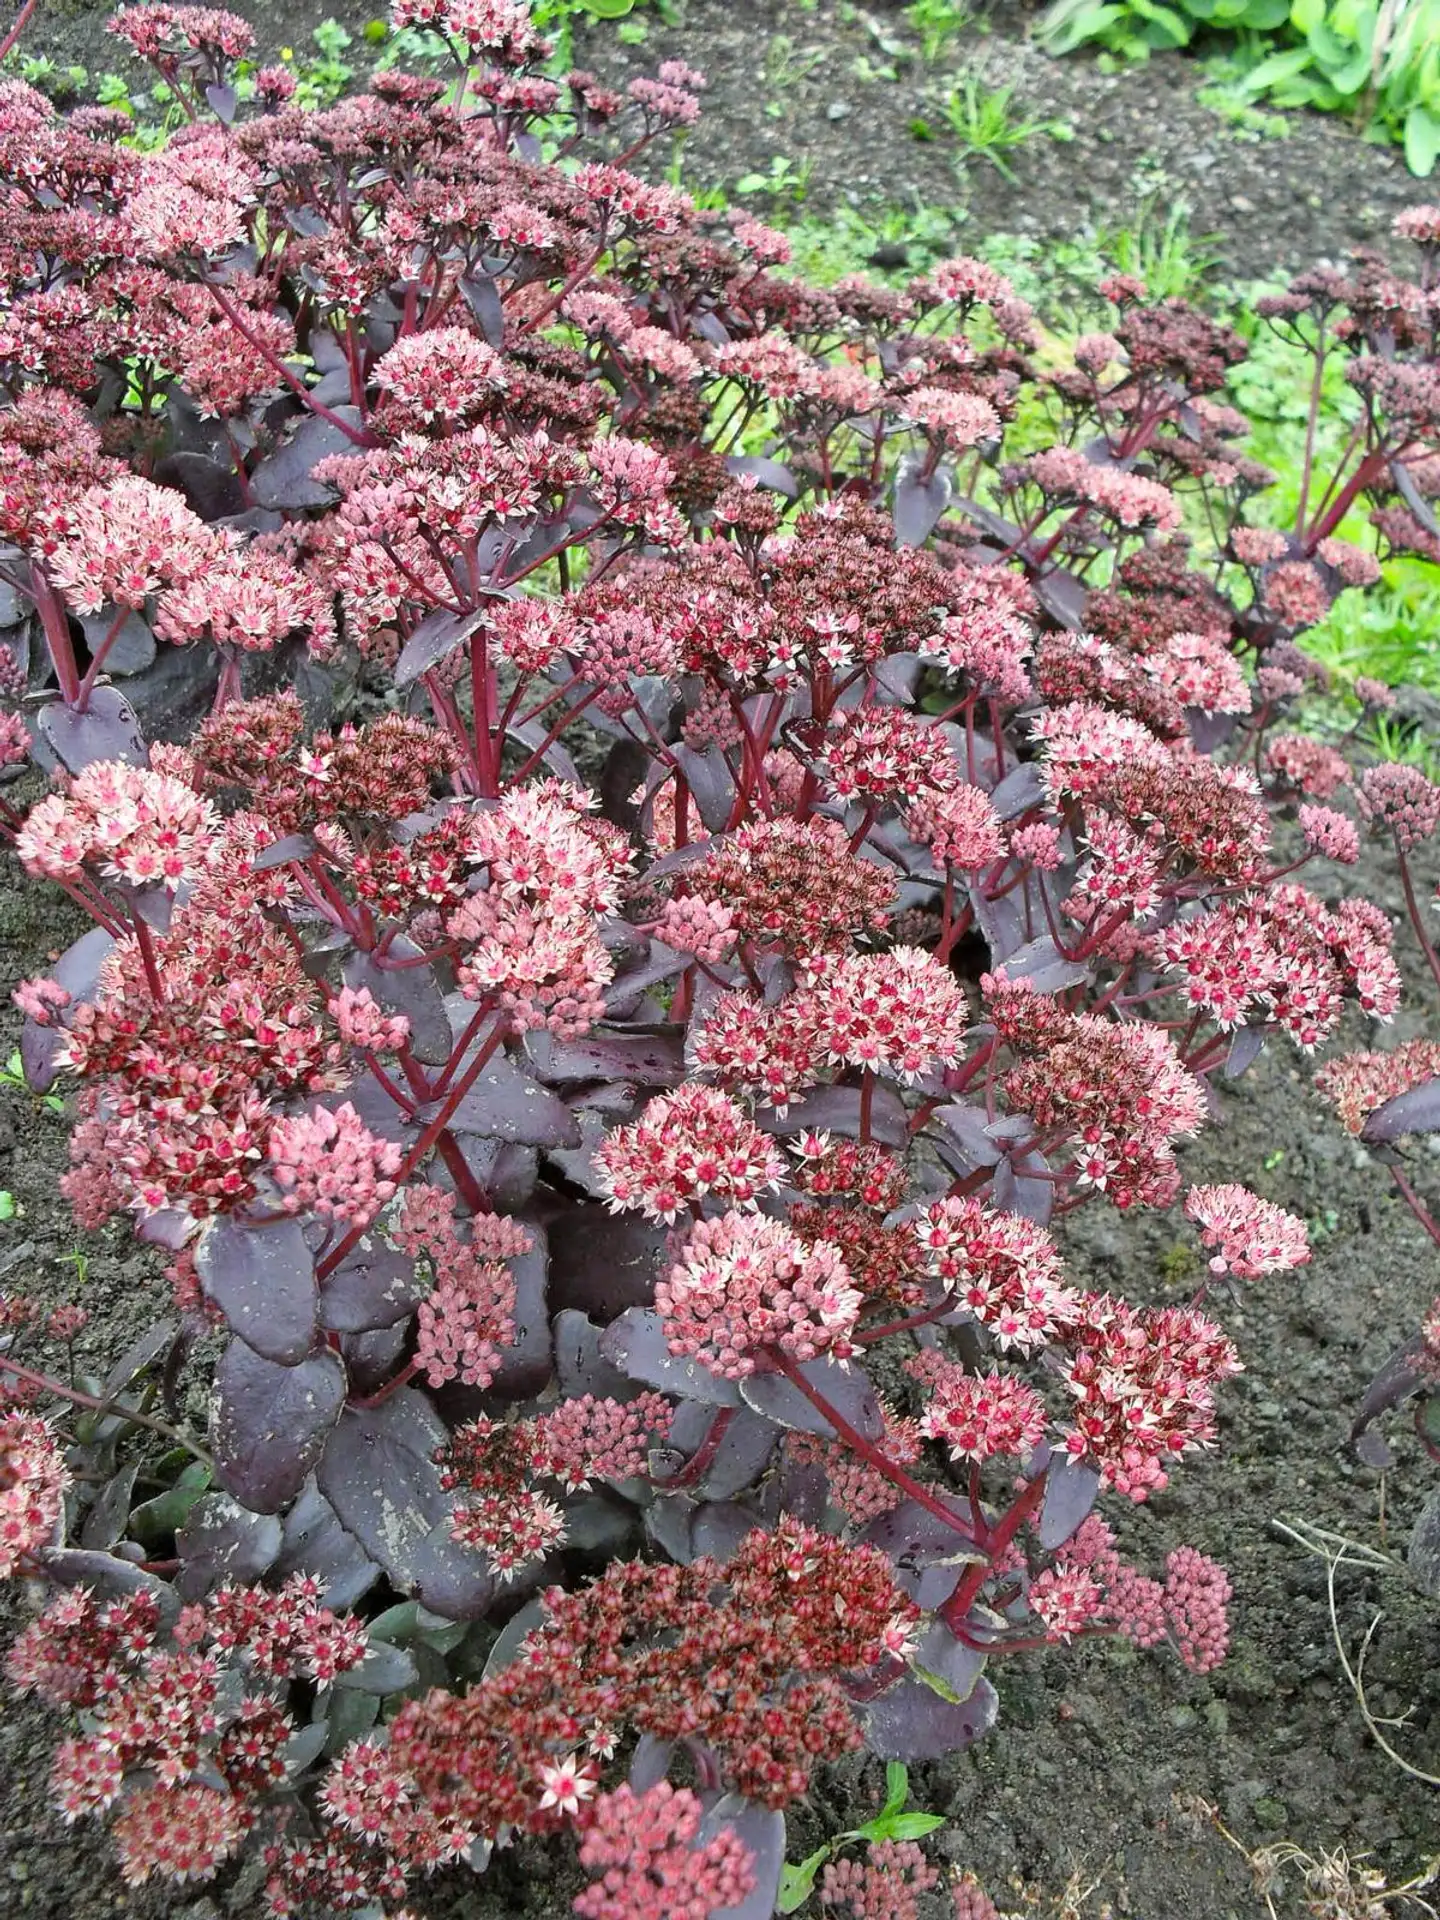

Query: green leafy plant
[1037,0,1440,175]
[733,151,814,202]
[1,1047,65,1117]
[942,72,1070,178]
[777,1764,947,1912]
[905,0,973,63]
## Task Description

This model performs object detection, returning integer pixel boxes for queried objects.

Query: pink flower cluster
[656,1210,862,1379]
[914,1360,1047,1464]
[1183,1183,1311,1279]
[0,1411,69,1574]
[593,1084,784,1222]
[912,1197,1079,1352]
[265,1101,403,1227]
[574,1783,756,1920]
[16,759,218,889]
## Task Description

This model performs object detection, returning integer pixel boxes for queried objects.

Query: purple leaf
[175,1492,284,1600]
[445,1049,581,1148]
[250,409,361,511]
[506,716,583,787]
[253,831,319,873]
[971,884,1027,966]
[909,1617,988,1704]
[664,1403,780,1501]
[599,1307,742,1408]
[1035,568,1089,632]
[992,1147,1053,1227]
[1352,1334,1427,1443]
[525,1029,686,1087]
[213,1340,347,1514]
[670,743,736,834]
[19,923,113,1095]
[754,1084,908,1150]
[559,1490,638,1556]
[1187,708,1237,754]
[1224,1025,1265,1080]
[41,1549,180,1618]
[1363,1078,1440,1143]
[999,935,1089,994]
[699,1796,785,1920]
[858,1495,978,1573]
[134,1209,192,1250]
[345,939,452,1066]
[317,1073,418,1149]
[484,1224,552,1400]
[862,1672,998,1760]
[628,1734,675,1793]
[690,1502,766,1563]
[988,762,1045,820]
[451,1137,539,1210]
[1391,458,1440,538]
[934,1102,1004,1175]
[644,1494,697,1563]
[316,1389,472,1597]
[1037,1457,1100,1550]
[100,1319,181,1403]
[274,1479,381,1609]
[724,455,797,498]
[547,1207,665,1320]
[757,1452,829,1528]
[79,607,156,678]
[483,1598,547,1679]
[408,1517,495,1620]
[553,1310,644,1401]
[394,604,490,689]
[460,272,505,346]
[894,464,952,547]
[738,1358,884,1440]
[194,1215,318,1365]
[320,1241,426,1335]
[205,82,237,123]
[37,686,146,774]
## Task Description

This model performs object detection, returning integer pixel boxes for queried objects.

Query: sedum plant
[0,3,1437,1913]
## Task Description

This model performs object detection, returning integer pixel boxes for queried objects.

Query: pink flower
[574,1783,756,1920]
[1316,1037,1440,1135]
[900,385,1000,450]
[1028,1564,1103,1641]
[656,1211,862,1379]
[1154,630,1251,716]
[265,1101,402,1227]
[907,782,1004,869]
[530,1392,672,1492]
[1298,804,1361,864]
[1183,1183,1311,1279]
[1358,762,1440,850]
[111,1783,245,1887]
[1164,1546,1231,1673]
[329,984,411,1054]
[373,325,508,426]
[1263,559,1330,630]
[16,761,218,889]
[916,1365,1046,1463]
[1231,525,1288,567]
[0,1411,69,1575]
[912,1197,1078,1352]
[802,947,971,1084]
[12,975,71,1025]
[650,893,735,965]
[594,1084,784,1222]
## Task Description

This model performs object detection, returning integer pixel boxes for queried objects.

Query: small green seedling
[1,1049,65,1118]
[777,1763,946,1911]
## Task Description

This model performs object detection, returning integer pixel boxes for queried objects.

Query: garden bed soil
[31,0,1433,286]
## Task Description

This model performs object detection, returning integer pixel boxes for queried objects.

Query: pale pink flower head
[0,709,30,768]
[656,1210,862,1379]
[1164,1545,1231,1673]
[1316,1036,1440,1135]
[373,326,508,427]
[1231,525,1288,568]
[1358,762,1440,850]
[900,385,1000,451]
[16,761,219,890]
[913,1196,1079,1351]
[917,1366,1046,1463]
[802,947,970,1084]
[1028,1564,1103,1642]
[1354,675,1396,711]
[593,1084,784,1223]
[1183,1183,1311,1280]
[1154,630,1251,716]
[1263,559,1330,630]
[110,1781,245,1887]
[575,1783,756,1920]
[1297,803,1360,864]
[907,782,1004,870]
[0,1411,69,1575]
[266,1101,403,1227]
[329,984,410,1054]
[1394,205,1440,248]
[12,975,71,1026]
[42,472,218,616]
